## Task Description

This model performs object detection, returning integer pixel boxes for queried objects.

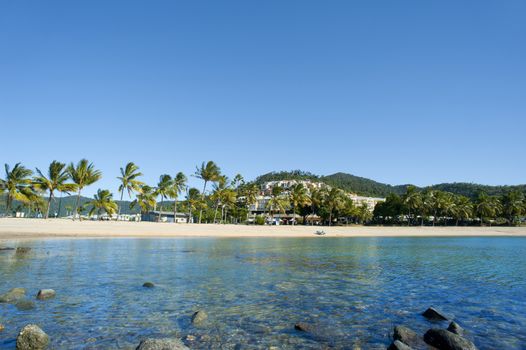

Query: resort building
[141,211,190,223]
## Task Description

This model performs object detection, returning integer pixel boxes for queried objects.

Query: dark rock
[0,247,15,251]
[0,288,26,303]
[16,300,36,311]
[294,322,316,333]
[36,289,56,300]
[191,310,208,325]
[16,324,49,350]
[16,247,31,253]
[424,328,477,350]
[393,325,419,347]
[135,338,189,350]
[388,340,413,350]
[422,307,448,321]
[447,321,464,336]
[143,282,155,288]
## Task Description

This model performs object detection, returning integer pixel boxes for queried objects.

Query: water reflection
[0,237,525,349]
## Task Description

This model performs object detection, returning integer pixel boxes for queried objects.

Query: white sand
[0,218,525,242]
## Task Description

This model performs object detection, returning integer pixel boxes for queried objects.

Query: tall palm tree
[323,188,344,226]
[117,162,144,215]
[220,188,237,224]
[130,185,157,215]
[186,187,201,224]
[194,161,221,223]
[501,190,524,226]
[211,176,228,224]
[452,195,473,226]
[308,187,325,226]
[288,183,311,225]
[155,174,173,222]
[33,161,77,219]
[3,163,34,214]
[67,159,102,220]
[241,183,259,223]
[88,189,118,219]
[170,172,187,223]
[402,185,421,226]
[475,192,501,226]
[266,192,289,223]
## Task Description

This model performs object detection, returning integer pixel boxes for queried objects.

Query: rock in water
[448,321,465,336]
[387,340,413,350]
[0,288,26,303]
[136,338,189,350]
[36,289,56,300]
[294,322,315,332]
[191,310,208,325]
[424,328,477,350]
[393,325,419,347]
[0,323,4,332]
[16,324,49,350]
[142,282,155,288]
[422,307,448,321]
[16,300,36,311]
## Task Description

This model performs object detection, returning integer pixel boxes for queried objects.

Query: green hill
[253,171,526,199]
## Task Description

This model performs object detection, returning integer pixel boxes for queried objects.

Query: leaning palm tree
[194,161,221,223]
[33,161,77,219]
[130,185,157,215]
[117,162,144,215]
[3,163,34,214]
[88,189,118,219]
[67,159,102,219]
[155,174,172,222]
[170,172,187,223]
[288,183,311,225]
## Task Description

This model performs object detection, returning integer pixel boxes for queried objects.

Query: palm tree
[323,188,344,226]
[3,163,34,214]
[88,189,118,219]
[185,187,202,224]
[240,183,259,223]
[266,192,289,223]
[402,186,421,226]
[288,183,311,225]
[219,188,237,224]
[67,159,102,219]
[170,172,187,223]
[501,190,524,226]
[33,161,77,219]
[194,161,221,223]
[475,192,501,226]
[117,162,144,215]
[452,195,473,226]
[155,174,172,222]
[308,187,325,225]
[131,185,157,215]
[211,176,228,224]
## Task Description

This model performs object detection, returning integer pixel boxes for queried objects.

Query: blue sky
[1,0,525,196]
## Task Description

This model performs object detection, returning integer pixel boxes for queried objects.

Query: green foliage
[255,215,265,225]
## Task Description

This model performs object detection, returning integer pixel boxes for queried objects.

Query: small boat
[315,230,326,236]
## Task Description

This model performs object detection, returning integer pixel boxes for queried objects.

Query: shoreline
[1,218,526,241]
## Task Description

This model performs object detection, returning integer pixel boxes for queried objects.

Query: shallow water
[1,237,525,349]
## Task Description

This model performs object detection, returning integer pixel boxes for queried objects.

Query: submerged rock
[136,338,189,350]
[422,307,448,321]
[142,282,155,288]
[16,324,49,350]
[0,323,4,332]
[294,322,316,333]
[447,321,465,336]
[16,247,31,253]
[16,300,36,311]
[0,288,26,303]
[0,247,15,251]
[36,289,56,300]
[387,340,413,350]
[191,310,208,325]
[424,328,477,350]
[393,325,419,347]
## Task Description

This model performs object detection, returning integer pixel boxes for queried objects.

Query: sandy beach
[0,218,525,241]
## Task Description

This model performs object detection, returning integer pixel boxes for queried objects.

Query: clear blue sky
[1,0,525,196]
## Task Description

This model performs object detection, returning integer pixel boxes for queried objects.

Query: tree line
[0,160,376,225]
[373,186,525,226]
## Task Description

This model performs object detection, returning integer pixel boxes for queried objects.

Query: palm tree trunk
[57,193,63,218]
[329,210,332,226]
[158,198,164,222]
[118,190,124,216]
[45,192,53,219]
[73,190,82,220]
[173,198,178,223]
[213,201,220,223]
[198,181,207,224]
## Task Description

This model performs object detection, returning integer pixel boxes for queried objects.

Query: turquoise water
[1,237,525,349]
